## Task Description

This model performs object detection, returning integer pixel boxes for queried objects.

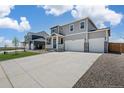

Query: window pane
[80,22,84,29]
[70,25,73,31]
[61,38,63,44]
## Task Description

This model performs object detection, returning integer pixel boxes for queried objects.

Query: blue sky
[0,5,124,46]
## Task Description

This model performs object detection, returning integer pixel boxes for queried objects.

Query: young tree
[12,37,19,54]
[0,38,7,54]
[3,43,7,55]
[23,35,28,52]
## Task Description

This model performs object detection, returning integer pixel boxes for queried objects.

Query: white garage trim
[65,39,84,52]
[89,38,105,53]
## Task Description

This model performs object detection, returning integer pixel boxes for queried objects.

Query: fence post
[120,43,122,53]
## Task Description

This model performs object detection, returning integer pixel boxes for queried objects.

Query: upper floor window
[80,21,84,29]
[51,29,55,33]
[51,27,58,33]
[70,24,74,31]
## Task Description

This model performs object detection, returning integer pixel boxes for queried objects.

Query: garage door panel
[89,38,104,53]
[65,39,84,52]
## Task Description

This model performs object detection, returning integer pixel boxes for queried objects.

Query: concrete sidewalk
[0,52,101,88]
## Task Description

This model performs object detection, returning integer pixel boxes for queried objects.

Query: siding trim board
[64,29,108,37]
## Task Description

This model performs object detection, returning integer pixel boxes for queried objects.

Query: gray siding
[59,26,63,35]
[61,19,88,35]
[64,33,86,40]
[89,31,106,39]
[88,20,97,31]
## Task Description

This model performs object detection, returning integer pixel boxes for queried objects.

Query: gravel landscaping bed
[73,54,124,88]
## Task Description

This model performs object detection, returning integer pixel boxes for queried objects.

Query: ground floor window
[61,38,63,44]
[47,38,51,44]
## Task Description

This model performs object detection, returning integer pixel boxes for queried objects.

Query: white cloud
[19,17,31,31]
[71,5,123,28]
[0,17,31,31]
[0,17,19,30]
[0,5,14,17]
[41,5,73,16]
[0,36,22,47]
[0,36,12,47]
[0,6,31,32]
[4,40,13,47]
[41,5,123,28]
[0,37,4,44]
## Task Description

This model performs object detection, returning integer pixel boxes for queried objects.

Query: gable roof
[52,32,64,36]
[87,17,97,29]
[27,31,49,38]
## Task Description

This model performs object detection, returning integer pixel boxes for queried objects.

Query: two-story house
[46,17,110,53]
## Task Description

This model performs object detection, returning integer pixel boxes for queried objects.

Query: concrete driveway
[0,52,101,88]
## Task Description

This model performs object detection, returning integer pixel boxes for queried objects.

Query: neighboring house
[25,31,49,50]
[46,17,110,53]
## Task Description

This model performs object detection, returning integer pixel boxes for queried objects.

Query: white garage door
[65,39,84,52]
[89,38,105,53]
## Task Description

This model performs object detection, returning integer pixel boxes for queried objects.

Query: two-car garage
[65,38,105,53]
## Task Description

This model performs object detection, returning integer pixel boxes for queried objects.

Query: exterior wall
[64,33,86,40]
[61,19,87,35]
[59,26,64,35]
[84,42,89,52]
[89,31,106,39]
[88,20,97,31]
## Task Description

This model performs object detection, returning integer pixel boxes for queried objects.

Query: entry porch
[46,33,64,51]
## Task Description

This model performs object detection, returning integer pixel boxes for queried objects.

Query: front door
[53,38,56,48]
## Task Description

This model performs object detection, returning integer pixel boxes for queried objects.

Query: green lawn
[0,51,40,61]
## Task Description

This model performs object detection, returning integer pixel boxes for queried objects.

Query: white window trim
[69,24,74,32]
[80,21,85,30]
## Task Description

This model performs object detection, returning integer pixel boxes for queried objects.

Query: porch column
[51,37,53,48]
[31,41,35,50]
[45,38,47,49]
[84,18,89,52]
[56,36,59,51]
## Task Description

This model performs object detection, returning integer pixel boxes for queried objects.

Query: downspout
[105,30,109,53]
[85,18,89,52]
